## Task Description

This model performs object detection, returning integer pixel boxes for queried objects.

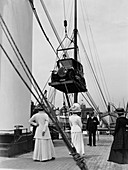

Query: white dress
[69,114,85,155]
[29,111,55,161]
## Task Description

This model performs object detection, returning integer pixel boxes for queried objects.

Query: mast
[74,0,78,103]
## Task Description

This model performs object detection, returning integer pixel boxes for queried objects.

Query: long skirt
[108,148,128,164]
[33,138,55,161]
[71,132,85,156]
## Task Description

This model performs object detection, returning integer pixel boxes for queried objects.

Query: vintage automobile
[49,58,87,93]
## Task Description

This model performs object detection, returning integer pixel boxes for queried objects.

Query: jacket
[86,116,99,132]
[69,114,82,133]
[29,111,51,139]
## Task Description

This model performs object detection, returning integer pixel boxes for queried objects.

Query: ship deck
[0,134,128,170]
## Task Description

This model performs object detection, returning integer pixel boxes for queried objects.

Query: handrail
[0,128,28,133]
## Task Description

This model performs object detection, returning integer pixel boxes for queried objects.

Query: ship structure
[0,1,127,170]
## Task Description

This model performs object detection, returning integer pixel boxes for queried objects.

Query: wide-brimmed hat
[116,108,125,115]
[69,103,81,113]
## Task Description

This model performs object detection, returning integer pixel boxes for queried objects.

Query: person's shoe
[51,157,55,160]
[87,144,92,146]
[33,160,40,162]
[41,159,49,162]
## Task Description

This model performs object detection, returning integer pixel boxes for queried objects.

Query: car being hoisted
[49,58,87,93]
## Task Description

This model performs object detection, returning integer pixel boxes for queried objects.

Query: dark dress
[108,116,128,164]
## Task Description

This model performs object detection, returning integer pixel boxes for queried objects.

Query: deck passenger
[86,111,99,146]
[29,107,55,162]
[108,108,128,164]
[69,103,85,156]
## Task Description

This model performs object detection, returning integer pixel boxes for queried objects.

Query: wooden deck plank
[85,135,128,170]
[0,135,128,170]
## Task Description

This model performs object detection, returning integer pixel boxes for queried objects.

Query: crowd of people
[29,103,128,164]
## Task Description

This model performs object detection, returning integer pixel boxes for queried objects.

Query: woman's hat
[36,106,44,111]
[69,103,81,113]
[116,108,125,115]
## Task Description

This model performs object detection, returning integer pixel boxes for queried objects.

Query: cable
[81,0,111,103]
[63,0,66,20]
[0,15,42,102]
[0,13,54,111]
[28,0,57,55]
[79,0,110,109]
[0,43,46,112]
[73,80,99,112]
[78,33,108,110]
[0,42,88,169]
[39,0,62,51]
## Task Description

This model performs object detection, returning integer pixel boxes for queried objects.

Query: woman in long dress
[29,107,55,162]
[69,103,85,156]
[108,108,128,164]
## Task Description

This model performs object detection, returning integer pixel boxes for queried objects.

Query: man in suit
[86,111,99,146]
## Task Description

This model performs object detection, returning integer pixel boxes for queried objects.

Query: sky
[32,0,128,112]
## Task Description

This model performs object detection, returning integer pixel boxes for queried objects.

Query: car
[49,58,87,93]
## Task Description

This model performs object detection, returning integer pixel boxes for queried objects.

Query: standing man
[86,111,99,146]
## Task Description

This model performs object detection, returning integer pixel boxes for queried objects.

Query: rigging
[0,14,88,170]
[28,0,57,56]
[78,33,108,110]
[38,0,100,111]
[0,14,42,102]
[79,0,111,110]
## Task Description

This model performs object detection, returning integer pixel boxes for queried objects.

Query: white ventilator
[0,0,33,130]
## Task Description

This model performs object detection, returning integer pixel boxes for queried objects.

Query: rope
[63,0,66,20]
[79,0,110,109]
[0,15,42,102]
[80,0,111,103]
[28,0,57,55]
[0,14,53,112]
[39,0,70,59]
[86,91,99,112]
[0,42,88,169]
[73,79,99,112]
[0,5,58,110]
[78,33,108,110]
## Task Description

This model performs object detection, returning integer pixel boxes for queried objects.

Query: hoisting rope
[39,0,70,59]
[40,0,64,51]
[39,0,63,48]
[28,0,57,57]
[0,14,88,170]
[63,0,66,21]
[0,44,88,170]
[39,0,75,60]
[31,0,105,113]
